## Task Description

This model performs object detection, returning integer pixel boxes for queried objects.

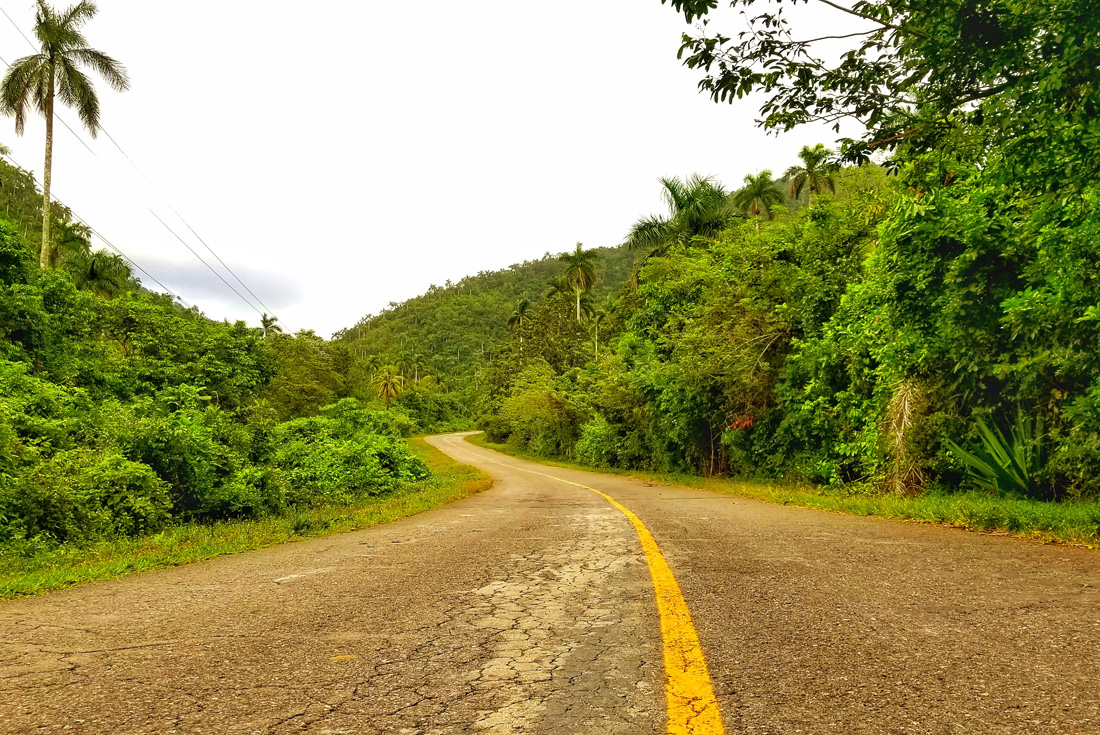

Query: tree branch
[813,0,927,38]
[794,29,878,44]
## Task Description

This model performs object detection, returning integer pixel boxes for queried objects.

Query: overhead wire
[0,5,290,329]
[1,150,193,308]
[99,127,284,321]
[148,208,265,318]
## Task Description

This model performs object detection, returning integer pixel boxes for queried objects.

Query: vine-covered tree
[661,0,1100,175]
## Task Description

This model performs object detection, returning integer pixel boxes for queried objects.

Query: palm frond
[626,213,668,251]
[57,59,101,134]
[72,47,129,92]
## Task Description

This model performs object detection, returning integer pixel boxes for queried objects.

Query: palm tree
[558,242,597,321]
[395,353,414,379]
[508,297,533,330]
[626,174,732,256]
[260,314,282,338]
[0,1,130,269]
[592,295,616,363]
[731,170,786,226]
[61,247,129,297]
[52,218,90,268]
[376,367,403,409]
[508,296,533,348]
[784,144,838,203]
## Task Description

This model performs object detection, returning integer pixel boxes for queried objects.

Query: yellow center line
[447,437,727,735]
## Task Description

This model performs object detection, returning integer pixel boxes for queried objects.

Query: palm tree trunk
[40,88,55,269]
[576,293,581,322]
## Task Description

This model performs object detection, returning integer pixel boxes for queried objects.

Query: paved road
[2,434,1099,734]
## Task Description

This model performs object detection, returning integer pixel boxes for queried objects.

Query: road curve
[1,433,1098,734]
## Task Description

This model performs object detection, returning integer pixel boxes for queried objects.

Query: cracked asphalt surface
[2,433,1099,734]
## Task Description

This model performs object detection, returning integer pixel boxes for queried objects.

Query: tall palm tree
[0,1,130,269]
[731,170,786,225]
[507,297,533,331]
[558,242,597,322]
[626,174,732,256]
[260,314,282,338]
[591,295,616,363]
[376,367,403,409]
[507,296,533,348]
[784,144,838,203]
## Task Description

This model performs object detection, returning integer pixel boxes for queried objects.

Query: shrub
[946,414,1048,499]
[202,465,290,519]
[272,404,429,506]
[75,454,172,537]
[574,417,619,468]
[0,452,170,542]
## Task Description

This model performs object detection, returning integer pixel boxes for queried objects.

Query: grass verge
[467,434,1100,548]
[0,438,492,599]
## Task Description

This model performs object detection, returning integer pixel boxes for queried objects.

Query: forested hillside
[335,245,639,394]
[0,155,439,554]
[348,0,1100,509]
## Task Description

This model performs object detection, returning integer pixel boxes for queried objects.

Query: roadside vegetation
[3,0,1100,593]
[446,2,1100,534]
[0,439,491,598]
[469,435,1100,547]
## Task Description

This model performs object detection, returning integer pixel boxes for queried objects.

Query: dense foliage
[470,133,1100,502]
[336,246,639,397]
[0,213,428,550]
[360,0,1083,507]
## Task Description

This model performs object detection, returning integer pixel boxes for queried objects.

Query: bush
[75,454,172,537]
[0,452,170,542]
[202,465,290,519]
[272,402,429,506]
[574,417,619,467]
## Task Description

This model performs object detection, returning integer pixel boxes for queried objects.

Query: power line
[0,5,31,47]
[148,208,265,319]
[97,127,284,321]
[0,5,289,329]
[1,151,192,308]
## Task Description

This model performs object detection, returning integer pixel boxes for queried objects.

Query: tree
[785,144,837,203]
[558,242,597,321]
[626,174,731,256]
[508,297,534,347]
[0,0,130,269]
[731,170,785,223]
[592,295,616,363]
[376,367,403,409]
[61,247,130,297]
[661,0,1100,172]
[260,314,282,338]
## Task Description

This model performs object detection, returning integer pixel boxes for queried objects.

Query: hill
[334,245,640,395]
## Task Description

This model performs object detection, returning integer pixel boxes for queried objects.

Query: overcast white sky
[0,0,857,337]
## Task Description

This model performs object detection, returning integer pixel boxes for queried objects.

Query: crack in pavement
[0,497,663,734]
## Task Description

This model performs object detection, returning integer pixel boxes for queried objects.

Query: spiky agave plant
[947,413,1047,498]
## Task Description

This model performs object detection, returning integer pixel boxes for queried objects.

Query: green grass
[0,438,492,599]
[467,434,1100,548]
